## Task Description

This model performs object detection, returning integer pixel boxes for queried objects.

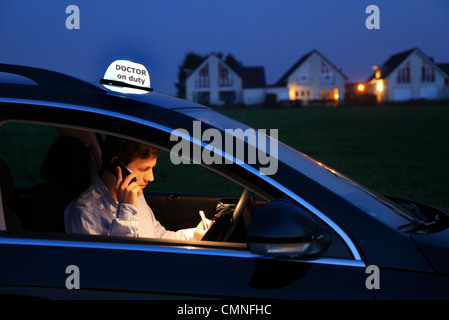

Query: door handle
[167,194,179,202]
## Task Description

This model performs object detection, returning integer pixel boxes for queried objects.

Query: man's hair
[101,136,160,169]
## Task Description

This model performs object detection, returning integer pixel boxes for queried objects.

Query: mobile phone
[108,158,137,183]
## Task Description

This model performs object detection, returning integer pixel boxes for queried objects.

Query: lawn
[220,104,449,209]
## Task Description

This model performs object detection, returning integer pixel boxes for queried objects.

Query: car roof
[0,63,209,111]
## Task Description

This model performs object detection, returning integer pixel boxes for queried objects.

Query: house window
[219,64,233,87]
[219,90,236,104]
[422,61,435,83]
[397,62,410,84]
[195,91,210,105]
[195,64,210,87]
[320,89,332,100]
[321,62,329,74]
[320,61,335,85]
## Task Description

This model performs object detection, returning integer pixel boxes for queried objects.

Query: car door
[0,101,372,299]
[0,231,372,299]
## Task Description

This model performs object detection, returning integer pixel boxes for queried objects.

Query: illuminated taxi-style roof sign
[100,60,152,94]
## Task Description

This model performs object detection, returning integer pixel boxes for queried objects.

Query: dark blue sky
[1,0,448,95]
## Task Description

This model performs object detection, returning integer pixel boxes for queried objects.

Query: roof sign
[101,60,151,94]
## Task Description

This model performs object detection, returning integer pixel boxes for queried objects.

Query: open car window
[0,119,353,259]
[0,121,258,242]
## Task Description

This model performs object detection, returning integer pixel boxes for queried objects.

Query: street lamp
[357,84,365,92]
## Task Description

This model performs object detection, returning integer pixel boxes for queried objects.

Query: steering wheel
[222,188,252,241]
[202,188,253,242]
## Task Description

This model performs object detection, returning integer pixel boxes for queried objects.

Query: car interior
[0,121,265,243]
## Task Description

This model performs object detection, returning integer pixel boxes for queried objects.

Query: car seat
[0,157,24,231]
[25,135,91,233]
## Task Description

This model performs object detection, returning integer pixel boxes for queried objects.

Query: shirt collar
[92,175,118,208]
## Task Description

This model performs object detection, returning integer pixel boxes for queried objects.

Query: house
[366,48,449,102]
[273,50,348,105]
[185,54,266,106]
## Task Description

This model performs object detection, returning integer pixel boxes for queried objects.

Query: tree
[174,52,205,98]
[224,54,243,70]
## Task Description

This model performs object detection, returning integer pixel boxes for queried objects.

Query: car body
[0,63,449,300]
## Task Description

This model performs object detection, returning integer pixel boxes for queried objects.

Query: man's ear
[109,156,118,165]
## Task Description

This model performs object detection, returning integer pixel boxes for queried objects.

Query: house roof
[367,48,416,82]
[275,49,348,86]
[366,47,449,82]
[233,66,266,88]
[437,63,449,77]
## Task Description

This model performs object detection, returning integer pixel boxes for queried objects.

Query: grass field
[220,104,449,209]
[1,104,448,209]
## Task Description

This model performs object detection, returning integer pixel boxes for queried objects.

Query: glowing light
[357,84,365,92]
[289,88,296,100]
[376,80,383,92]
[333,88,339,101]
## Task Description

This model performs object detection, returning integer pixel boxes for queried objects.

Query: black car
[1,62,449,300]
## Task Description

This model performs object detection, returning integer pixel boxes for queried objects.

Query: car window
[149,150,242,196]
[180,107,417,228]
[0,121,249,239]
[0,118,354,259]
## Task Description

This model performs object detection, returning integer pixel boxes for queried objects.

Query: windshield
[177,108,417,228]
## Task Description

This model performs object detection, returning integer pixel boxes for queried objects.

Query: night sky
[1,0,448,95]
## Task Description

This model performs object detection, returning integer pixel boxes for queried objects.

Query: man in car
[65,136,210,240]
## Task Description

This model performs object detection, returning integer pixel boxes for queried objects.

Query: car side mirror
[247,200,331,257]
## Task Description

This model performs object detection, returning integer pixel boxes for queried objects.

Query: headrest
[39,136,90,182]
[0,158,14,202]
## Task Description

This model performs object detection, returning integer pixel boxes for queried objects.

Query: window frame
[0,97,363,262]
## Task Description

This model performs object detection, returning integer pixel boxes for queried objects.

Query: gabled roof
[367,48,416,82]
[366,47,449,82]
[437,63,449,77]
[275,49,348,86]
[233,66,266,88]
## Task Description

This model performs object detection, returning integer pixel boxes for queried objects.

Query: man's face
[126,156,157,190]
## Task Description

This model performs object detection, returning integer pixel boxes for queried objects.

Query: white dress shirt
[64,175,195,240]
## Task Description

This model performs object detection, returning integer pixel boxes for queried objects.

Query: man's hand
[114,166,141,207]
[194,218,212,240]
